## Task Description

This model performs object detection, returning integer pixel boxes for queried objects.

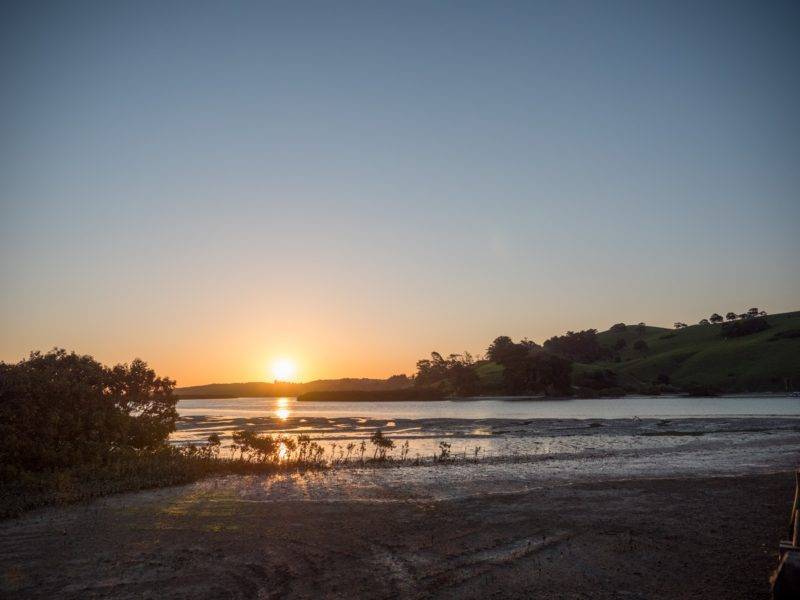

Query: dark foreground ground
[0,472,792,599]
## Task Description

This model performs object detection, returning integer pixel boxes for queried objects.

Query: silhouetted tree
[447,360,480,396]
[748,307,759,317]
[386,374,410,387]
[575,369,618,391]
[414,352,450,386]
[0,349,176,475]
[500,347,571,395]
[721,317,770,338]
[674,322,687,329]
[699,319,710,325]
[726,312,738,321]
[609,323,628,333]
[709,313,723,324]
[543,330,608,363]
[415,351,480,394]
[486,336,519,364]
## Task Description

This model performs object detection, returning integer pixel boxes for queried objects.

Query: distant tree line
[486,336,572,395]
[414,335,572,397]
[668,307,772,338]
[666,308,769,330]
[694,307,766,327]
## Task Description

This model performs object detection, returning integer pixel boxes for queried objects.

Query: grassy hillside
[578,311,800,393]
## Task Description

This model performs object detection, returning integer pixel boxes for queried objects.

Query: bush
[0,349,177,477]
[574,369,618,391]
[609,323,628,333]
[543,329,609,363]
[720,317,770,339]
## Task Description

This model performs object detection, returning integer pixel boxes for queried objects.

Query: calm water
[174,395,800,460]
[177,395,800,421]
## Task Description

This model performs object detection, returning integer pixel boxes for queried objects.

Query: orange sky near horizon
[3,299,798,387]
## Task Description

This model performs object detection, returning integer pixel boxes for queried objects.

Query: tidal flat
[1,414,798,599]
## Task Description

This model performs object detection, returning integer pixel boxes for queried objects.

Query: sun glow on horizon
[271,358,298,382]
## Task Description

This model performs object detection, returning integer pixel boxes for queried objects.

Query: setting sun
[271,358,297,382]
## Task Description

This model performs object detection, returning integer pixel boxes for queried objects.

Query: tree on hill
[709,313,723,324]
[748,307,759,317]
[635,323,646,333]
[446,357,481,396]
[487,336,540,363]
[699,319,710,325]
[543,330,609,363]
[674,322,687,329]
[575,368,618,391]
[506,351,572,396]
[414,351,479,395]
[609,323,627,333]
[726,312,738,321]
[414,352,450,387]
[484,337,571,396]
[721,317,770,338]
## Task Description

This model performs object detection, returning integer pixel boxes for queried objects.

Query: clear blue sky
[1,1,798,384]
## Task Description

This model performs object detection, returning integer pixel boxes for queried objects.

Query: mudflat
[0,471,793,599]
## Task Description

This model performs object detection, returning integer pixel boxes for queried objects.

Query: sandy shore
[0,469,794,599]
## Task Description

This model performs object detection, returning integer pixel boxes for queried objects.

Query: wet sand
[3,415,798,598]
[0,472,793,599]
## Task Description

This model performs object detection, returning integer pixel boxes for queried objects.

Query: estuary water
[177,394,800,421]
[173,395,800,463]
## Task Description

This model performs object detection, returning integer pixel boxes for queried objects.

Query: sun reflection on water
[275,397,290,421]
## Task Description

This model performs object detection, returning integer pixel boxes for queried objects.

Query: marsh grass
[2,429,506,519]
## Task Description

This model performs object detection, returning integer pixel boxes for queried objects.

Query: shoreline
[177,392,800,401]
[1,471,793,598]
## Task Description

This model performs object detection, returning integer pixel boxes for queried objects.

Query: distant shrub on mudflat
[298,388,445,402]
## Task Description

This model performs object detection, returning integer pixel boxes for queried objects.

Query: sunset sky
[2,2,799,386]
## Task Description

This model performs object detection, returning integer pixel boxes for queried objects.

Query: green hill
[577,311,800,393]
